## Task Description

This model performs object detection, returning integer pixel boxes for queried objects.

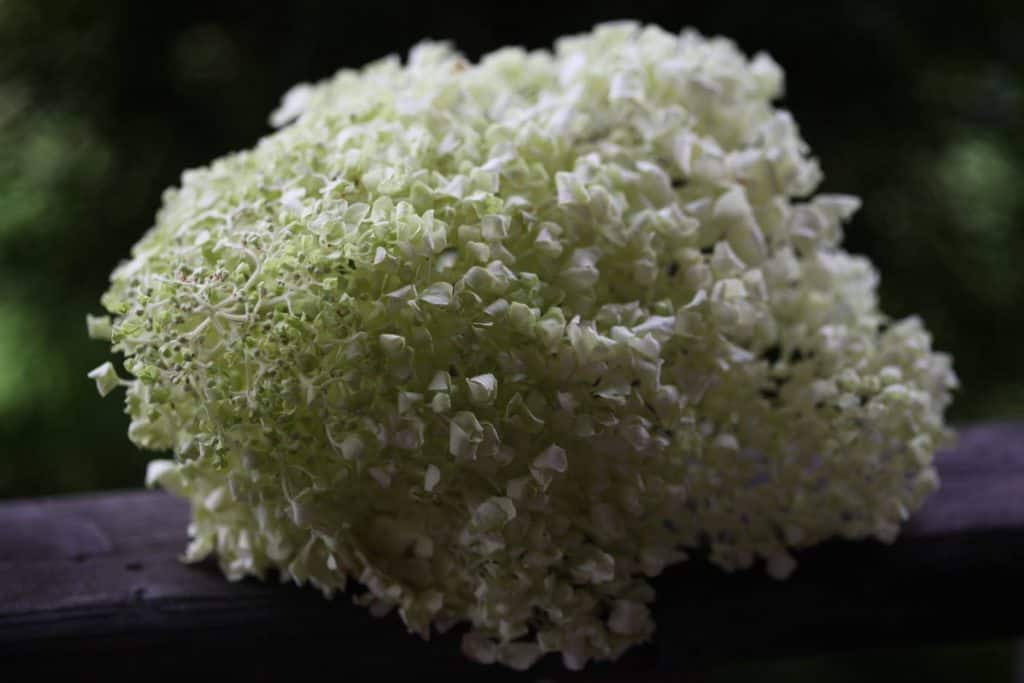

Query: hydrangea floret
[88,22,957,670]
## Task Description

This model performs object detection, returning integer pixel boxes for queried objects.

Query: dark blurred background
[1,0,1022,679]
[3,0,1022,499]
[3,0,1023,495]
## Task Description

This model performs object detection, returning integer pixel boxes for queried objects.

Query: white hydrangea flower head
[90,22,957,670]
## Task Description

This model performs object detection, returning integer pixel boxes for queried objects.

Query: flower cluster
[89,22,956,670]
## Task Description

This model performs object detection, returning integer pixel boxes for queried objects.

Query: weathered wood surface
[1,422,1022,680]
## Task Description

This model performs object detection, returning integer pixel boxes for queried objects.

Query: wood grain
[1,422,1022,680]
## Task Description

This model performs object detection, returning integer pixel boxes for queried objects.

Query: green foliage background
[0,2,1020,679]
[1,0,1021,500]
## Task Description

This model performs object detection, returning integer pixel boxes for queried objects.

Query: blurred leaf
[0,299,67,416]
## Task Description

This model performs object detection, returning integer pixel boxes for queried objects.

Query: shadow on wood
[1,422,1022,680]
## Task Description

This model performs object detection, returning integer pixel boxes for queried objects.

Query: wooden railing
[1,422,1022,680]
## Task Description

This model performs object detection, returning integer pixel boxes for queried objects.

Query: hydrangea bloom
[88,22,956,670]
